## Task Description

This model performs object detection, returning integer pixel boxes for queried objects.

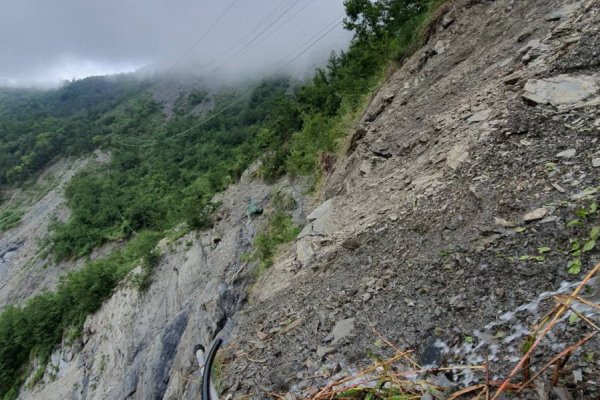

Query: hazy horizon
[0,0,352,88]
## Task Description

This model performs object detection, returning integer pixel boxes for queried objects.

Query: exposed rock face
[19,178,306,400]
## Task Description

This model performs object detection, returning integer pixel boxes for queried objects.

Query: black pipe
[202,337,223,400]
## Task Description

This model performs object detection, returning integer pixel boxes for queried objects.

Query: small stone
[359,160,372,175]
[494,217,517,228]
[370,143,392,158]
[539,216,560,224]
[257,330,268,340]
[556,149,576,159]
[389,213,398,221]
[592,158,600,168]
[523,208,548,222]
[573,369,583,383]
[441,15,454,28]
[362,293,372,302]
[552,183,566,193]
[329,318,355,344]
[434,40,446,55]
[364,277,377,287]
[467,109,491,123]
[495,288,505,297]
[316,346,333,358]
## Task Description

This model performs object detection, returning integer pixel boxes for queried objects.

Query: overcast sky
[0,0,352,87]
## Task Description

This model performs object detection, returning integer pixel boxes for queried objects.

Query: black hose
[202,337,223,400]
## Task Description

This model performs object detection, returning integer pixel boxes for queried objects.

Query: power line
[241,0,317,57]
[112,15,345,148]
[164,0,241,75]
[198,0,292,71]
[210,0,304,72]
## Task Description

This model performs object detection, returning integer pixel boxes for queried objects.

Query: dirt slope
[221,0,600,398]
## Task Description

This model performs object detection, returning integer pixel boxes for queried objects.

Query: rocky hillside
[221,0,600,398]
[6,0,600,399]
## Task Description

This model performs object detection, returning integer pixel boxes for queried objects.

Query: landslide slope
[222,0,600,397]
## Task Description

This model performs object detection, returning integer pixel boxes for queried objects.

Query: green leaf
[583,239,596,252]
[336,388,364,398]
[568,313,580,325]
[576,208,589,219]
[538,246,551,254]
[589,202,598,214]
[533,256,545,262]
[590,226,600,240]
[571,240,581,252]
[567,259,581,275]
[519,255,530,261]
[514,226,527,233]
[464,336,474,344]
[567,219,582,227]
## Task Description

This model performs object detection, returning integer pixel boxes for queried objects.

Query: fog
[0,0,353,87]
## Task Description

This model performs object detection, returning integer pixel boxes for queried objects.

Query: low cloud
[0,0,352,87]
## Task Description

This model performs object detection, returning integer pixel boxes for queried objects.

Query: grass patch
[0,208,24,232]
[253,211,301,270]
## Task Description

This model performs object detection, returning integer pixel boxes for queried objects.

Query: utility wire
[163,0,241,75]
[209,0,304,73]
[241,0,317,57]
[112,15,344,148]
[198,0,292,71]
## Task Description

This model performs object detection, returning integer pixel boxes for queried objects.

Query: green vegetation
[0,1,447,396]
[0,76,149,186]
[566,200,599,275]
[0,208,23,233]
[253,211,301,270]
[0,231,160,396]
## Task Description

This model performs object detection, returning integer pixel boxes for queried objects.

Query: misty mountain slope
[219,0,600,397]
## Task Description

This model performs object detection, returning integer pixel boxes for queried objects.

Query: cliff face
[18,171,309,399]
[11,0,600,398]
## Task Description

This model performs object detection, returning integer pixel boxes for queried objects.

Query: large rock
[523,75,598,109]
[300,199,335,237]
